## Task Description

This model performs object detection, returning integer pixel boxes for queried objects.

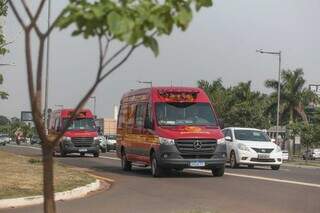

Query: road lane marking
[7,145,320,188]
[7,144,41,150]
[99,156,120,161]
[189,169,320,189]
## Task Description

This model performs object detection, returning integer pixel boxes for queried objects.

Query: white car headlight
[238,143,250,151]
[62,136,71,142]
[217,137,225,144]
[159,137,175,145]
[275,146,282,153]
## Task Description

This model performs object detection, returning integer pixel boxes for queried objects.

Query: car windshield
[107,135,116,140]
[234,129,270,142]
[156,102,217,126]
[63,118,96,131]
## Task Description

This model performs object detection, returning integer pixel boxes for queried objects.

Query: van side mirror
[218,119,224,129]
[225,136,232,142]
[271,138,276,143]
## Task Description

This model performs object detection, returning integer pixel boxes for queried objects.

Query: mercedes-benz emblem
[194,140,202,150]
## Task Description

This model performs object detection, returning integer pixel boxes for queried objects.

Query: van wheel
[211,165,225,177]
[248,165,254,169]
[80,153,85,157]
[121,150,132,171]
[93,152,99,158]
[230,151,239,168]
[151,153,164,177]
[271,165,280,170]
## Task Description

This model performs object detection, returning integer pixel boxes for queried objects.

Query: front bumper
[237,150,282,166]
[155,143,227,169]
[62,141,99,154]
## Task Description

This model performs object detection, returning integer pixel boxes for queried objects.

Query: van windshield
[156,102,217,126]
[63,118,96,131]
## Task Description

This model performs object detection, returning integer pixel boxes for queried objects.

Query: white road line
[189,169,320,189]
[7,144,41,150]
[99,156,120,161]
[7,145,320,188]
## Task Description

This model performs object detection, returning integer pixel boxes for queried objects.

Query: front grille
[72,137,94,147]
[250,158,275,162]
[181,155,213,159]
[251,148,274,153]
[175,139,217,154]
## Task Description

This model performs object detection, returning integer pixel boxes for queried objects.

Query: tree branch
[99,46,136,83]
[21,0,43,37]
[44,8,66,38]
[8,1,26,29]
[101,44,129,70]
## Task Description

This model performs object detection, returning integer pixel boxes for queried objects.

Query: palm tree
[265,68,318,124]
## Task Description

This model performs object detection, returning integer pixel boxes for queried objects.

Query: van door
[133,103,146,156]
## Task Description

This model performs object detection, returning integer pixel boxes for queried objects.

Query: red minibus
[117,87,226,177]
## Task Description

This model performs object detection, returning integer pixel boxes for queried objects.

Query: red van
[50,109,100,157]
[117,87,226,177]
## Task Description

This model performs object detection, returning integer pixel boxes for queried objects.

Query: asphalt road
[1,144,320,213]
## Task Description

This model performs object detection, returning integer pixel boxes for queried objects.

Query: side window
[54,117,60,132]
[135,103,146,128]
[222,129,226,136]
[144,103,153,129]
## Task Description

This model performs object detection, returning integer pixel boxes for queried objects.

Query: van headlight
[238,143,250,151]
[217,137,225,144]
[62,136,71,142]
[159,137,175,145]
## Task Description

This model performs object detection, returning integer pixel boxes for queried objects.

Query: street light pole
[137,81,152,87]
[256,49,282,144]
[90,96,96,116]
[44,0,51,135]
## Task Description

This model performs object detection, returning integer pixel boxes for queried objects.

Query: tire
[230,151,239,168]
[80,153,85,157]
[106,145,110,152]
[271,165,280,170]
[121,149,132,171]
[211,165,225,177]
[93,152,99,158]
[101,148,106,153]
[248,165,254,169]
[151,153,164,177]
[60,145,66,157]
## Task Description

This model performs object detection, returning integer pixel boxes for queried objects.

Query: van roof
[121,87,210,103]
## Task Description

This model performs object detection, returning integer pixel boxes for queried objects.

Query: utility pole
[256,49,282,144]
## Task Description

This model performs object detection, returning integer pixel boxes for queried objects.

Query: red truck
[49,109,100,157]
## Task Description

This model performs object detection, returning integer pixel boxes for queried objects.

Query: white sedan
[222,127,282,170]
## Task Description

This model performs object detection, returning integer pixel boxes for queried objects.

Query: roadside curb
[0,179,101,209]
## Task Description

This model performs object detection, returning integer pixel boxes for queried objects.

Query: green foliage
[288,122,320,148]
[0,115,10,126]
[58,0,213,56]
[265,68,319,124]
[0,0,8,100]
[198,79,269,129]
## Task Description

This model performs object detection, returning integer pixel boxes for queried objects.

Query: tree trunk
[42,141,56,213]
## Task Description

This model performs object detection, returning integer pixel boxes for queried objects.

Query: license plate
[190,161,205,167]
[79,148,87,152]
[258,154,270,159]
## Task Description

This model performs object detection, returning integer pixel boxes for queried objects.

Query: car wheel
[121,149,132,171]
[248,165,254,169]
[271,165,280,170]
[93,152,99,157]
[101,148,106,153]
[80,153,85,157]
[60,145,67,157]
[106,145,110,152]
[230,151,239,168]
[151,153,164,177]
[211,165,225,177]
